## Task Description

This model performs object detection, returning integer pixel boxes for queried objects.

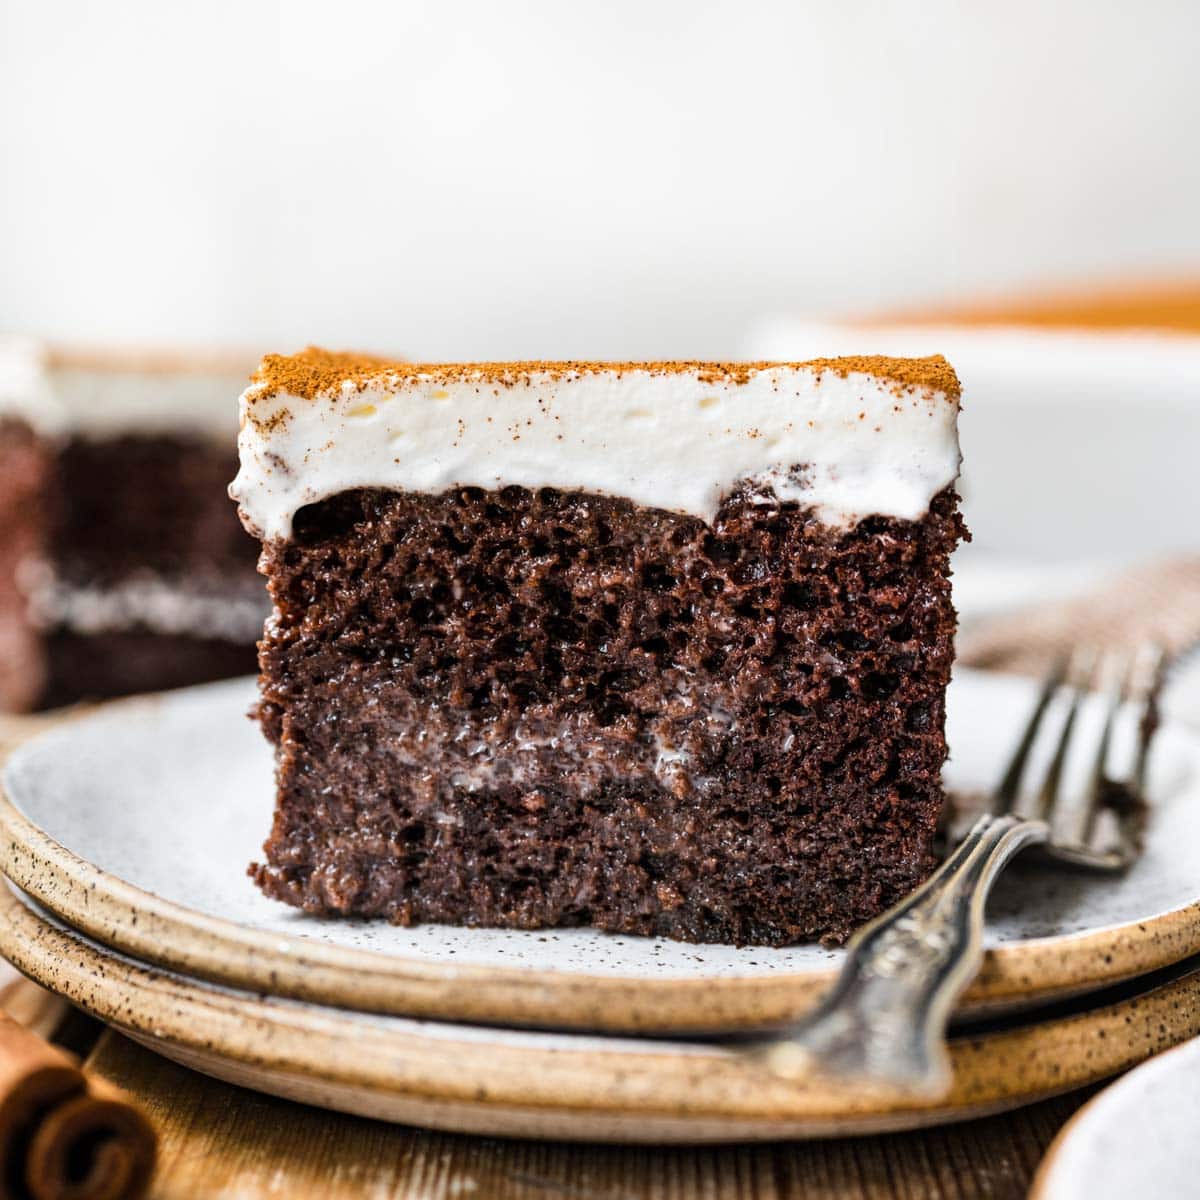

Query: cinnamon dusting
[250,348,961,403]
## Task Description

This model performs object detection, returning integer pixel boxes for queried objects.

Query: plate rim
[2,676,1199,1034]
[2,885,1198,1145]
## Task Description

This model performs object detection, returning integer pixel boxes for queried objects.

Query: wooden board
[874,278,1200,332]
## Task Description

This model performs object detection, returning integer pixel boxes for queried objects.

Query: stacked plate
[1,666,1198,1143]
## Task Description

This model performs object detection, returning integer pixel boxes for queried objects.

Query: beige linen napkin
[958,557,1200,679]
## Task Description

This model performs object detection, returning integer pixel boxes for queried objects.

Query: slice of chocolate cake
[0,344,55,711]
[0,418,52,712]
[232,350,965,945]
[0,341,267,710]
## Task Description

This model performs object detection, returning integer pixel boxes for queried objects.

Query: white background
[2,0,1199,359]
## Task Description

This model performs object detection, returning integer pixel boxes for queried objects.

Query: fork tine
[1045,640,1164,867]
[990,653,1069,813]
[1065,647,1134,847]
[1104,641,1169,859]
[1029,645,1099,824]
[1130,642,1169,796]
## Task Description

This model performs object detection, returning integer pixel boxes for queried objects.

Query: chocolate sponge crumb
[252,485,964,946]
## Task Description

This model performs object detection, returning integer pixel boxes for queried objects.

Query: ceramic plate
[1,669,1198,1034]
[1032,1035,1200,1200]
[3,887,1199,1146]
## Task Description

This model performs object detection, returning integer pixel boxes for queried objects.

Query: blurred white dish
[745,323,1200,566]
[1033,1036,1200,1200]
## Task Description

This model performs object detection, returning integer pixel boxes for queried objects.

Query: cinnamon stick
[0,1011,155,1200]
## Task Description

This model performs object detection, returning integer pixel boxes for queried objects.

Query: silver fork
[745,642,1165,1097]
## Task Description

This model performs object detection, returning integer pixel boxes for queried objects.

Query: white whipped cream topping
[19,562,268,642]
[48,366,248,440]
[0,337,249,440]
[0,337,64,434]
[231,365,961,541]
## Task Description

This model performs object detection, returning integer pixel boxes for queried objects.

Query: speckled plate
[3,886,1199,1145]
[1,669,1198,1034]
[1032,1035,1200,1200]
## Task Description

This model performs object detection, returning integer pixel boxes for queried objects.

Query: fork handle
[753,813,1049,1097]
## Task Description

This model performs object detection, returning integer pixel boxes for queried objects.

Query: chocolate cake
[0,341,266,710]
[233,350,965,945]
[0,419,51,711]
